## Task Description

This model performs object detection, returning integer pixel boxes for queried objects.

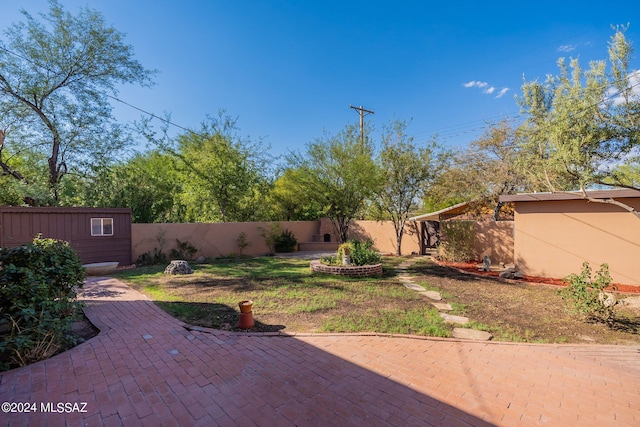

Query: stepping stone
[452,328,493,341]
[420,290,442,301]
[403,282,426,292]
[430,302,452,311]
[440,313,469,324]
[398,276,414,282]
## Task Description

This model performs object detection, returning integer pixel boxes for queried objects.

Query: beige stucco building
[500,189,640,286]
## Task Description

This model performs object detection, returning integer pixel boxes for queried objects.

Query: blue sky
[2,1,640,159]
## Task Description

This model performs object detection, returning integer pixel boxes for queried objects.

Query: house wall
[438,220,514,265]
[471,221,514,265]
[513,199,640,285]
[0,207,132,265]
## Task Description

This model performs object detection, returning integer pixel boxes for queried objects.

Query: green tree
[0,135,51,205]
[78,150,184,223]
[517,26,640,217]
[173,115,270,222]
[374,120,439,255]
[289,124,380,243]
[269,168,324,220]
[425,120,533,220]
[0,1,154,203]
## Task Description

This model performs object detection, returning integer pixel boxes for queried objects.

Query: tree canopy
[0,0,154,204]
[517,26,640,215]
[374,119,440,255]
[287,124,380,242]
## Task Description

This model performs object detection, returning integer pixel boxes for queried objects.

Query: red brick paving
[1,276,639,426]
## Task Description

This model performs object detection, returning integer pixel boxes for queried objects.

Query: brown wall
[0,207,132,265]
[513,199,640,285]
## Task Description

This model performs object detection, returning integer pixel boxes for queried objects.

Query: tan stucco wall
[131,221,320,261]
[350,220,421,255]
[472,221,514,265]
[513,199,640,285]
[130,219,424,261]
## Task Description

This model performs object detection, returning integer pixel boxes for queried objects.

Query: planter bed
[310,260,383,277]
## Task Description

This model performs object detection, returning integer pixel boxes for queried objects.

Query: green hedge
[0,236,85,371]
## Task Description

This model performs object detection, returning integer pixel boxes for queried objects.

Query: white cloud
[463,80,509,99]
[608,69,640,105]
[495,88,509,98]
[463,80,486,88]
[557,44,577,53]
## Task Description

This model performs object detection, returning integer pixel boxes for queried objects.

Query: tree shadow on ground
[156,301,286,333]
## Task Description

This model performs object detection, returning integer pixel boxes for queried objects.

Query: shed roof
[409,201,472,221]
[499,189,640,203]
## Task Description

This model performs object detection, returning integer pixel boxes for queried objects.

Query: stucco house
[499,189,640,286]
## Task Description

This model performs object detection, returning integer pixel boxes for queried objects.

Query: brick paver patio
[1,276,639,426]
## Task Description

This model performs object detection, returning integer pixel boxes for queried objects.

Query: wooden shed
[0,207,132,266]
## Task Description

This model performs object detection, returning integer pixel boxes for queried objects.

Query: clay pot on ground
[239,300,253,313]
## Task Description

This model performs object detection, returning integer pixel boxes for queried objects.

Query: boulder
[499,267,523,280]
[164,260,193,275]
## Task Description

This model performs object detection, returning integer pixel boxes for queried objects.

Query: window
[91,218,113,236]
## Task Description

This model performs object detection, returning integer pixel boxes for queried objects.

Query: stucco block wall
[513,199,640,285]
[350,220,421,255]
[132,221,320,261]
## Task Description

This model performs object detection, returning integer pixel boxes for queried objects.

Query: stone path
[1,276,639,426]
[395,258,492,341]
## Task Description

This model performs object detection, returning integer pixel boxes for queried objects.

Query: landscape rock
[499,268,524,280]
[452,328,493,341]
[440,313,469,324]
[403,282,427,292]
[420,290,442,301]
[164,260,193,275]
[430,302,452,311]
[598,291,617,308]
[620,296,640,308]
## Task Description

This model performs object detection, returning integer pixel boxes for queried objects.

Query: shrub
[561,261,617,323]
[350,240,381,266]
[0,236,85,371]
[274,229,298,253]
[236,232,251,256]
[259,223,297,254]
[259,223,281,255]
[326,239,381,266]
[135,248,167,266]
[438,221,475,262]
[170,239,197,260]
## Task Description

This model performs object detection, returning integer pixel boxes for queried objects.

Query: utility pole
[350,104,374,145]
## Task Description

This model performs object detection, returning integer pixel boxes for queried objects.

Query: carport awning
[409,201,472,222]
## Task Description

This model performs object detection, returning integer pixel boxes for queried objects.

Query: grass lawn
[113,256,640,344]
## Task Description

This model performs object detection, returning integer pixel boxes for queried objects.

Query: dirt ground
[412,260,640,344]
[71,258,640,345]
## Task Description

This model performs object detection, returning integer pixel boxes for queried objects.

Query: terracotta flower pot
[239,300,253,313]
[237,312,254,329]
